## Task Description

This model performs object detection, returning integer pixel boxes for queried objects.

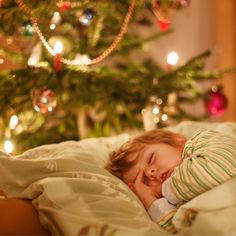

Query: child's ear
[176,135,187,151]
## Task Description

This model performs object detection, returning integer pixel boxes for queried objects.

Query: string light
[167,51,179,66]
[152,106,160,115]
[161,113,168,121]
[50,24,56,30]
[4,140,14,154]
[15,0,136,65]
[9,115,19,130]
[53,41,63,54]
[0,58,4,64]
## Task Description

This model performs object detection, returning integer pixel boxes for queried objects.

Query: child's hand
[129,169,158,210]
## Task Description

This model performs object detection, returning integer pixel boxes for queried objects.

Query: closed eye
[148,153,155,164]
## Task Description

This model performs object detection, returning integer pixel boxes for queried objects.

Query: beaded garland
[15,0,136,66]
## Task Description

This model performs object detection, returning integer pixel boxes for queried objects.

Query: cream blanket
[0,136,165,236]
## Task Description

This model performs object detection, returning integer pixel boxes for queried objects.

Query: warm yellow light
[53,41,63,54]
[9,115,19,130]
[167,51,179,66]
[4,140,13,154]
[161,113,168,121]
[50,24,56,30]
[152,106,160,115]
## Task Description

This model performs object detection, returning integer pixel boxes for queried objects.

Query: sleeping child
[105,129,236,232]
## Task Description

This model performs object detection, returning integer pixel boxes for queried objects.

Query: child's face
[122,143,183,198]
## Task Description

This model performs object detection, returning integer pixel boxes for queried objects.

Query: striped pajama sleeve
[170,130,236,202]
[148,198,177,233]
[157,210,177,233]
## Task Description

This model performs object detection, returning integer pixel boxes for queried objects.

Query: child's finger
[127,182,134,190]
[134,168,144,184]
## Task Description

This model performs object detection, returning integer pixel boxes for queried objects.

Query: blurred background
[0,0,235,154]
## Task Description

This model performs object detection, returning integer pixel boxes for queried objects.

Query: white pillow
[166,120,236,138]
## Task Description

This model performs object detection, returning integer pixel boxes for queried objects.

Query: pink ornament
[205,89,228,116]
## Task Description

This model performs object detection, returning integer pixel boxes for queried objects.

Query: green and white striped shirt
[170,129,236,202]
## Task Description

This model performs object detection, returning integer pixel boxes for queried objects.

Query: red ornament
[32,88,57,113]
[157,19,171,31]
[205,87,228,116]
[54,53,62,74]
[57,1,71,12]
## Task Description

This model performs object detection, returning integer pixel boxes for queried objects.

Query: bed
[1,121,236,235]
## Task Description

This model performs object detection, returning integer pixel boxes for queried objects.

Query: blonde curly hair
[105,129,186,179]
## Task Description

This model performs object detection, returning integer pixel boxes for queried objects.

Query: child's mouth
[160,170,171,182]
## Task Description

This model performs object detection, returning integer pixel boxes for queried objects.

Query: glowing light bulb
[4,140,13,154]
[9,115,19,130]
[161,113,168,121]
[50,24,56,30]
[167,51,179,66]
[53,41,63,54]
[152,106,160,115]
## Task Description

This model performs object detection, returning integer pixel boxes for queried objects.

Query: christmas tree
[0,0,232,154]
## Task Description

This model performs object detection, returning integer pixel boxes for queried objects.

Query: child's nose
[145,167,157,180]
[145,167,162,183]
